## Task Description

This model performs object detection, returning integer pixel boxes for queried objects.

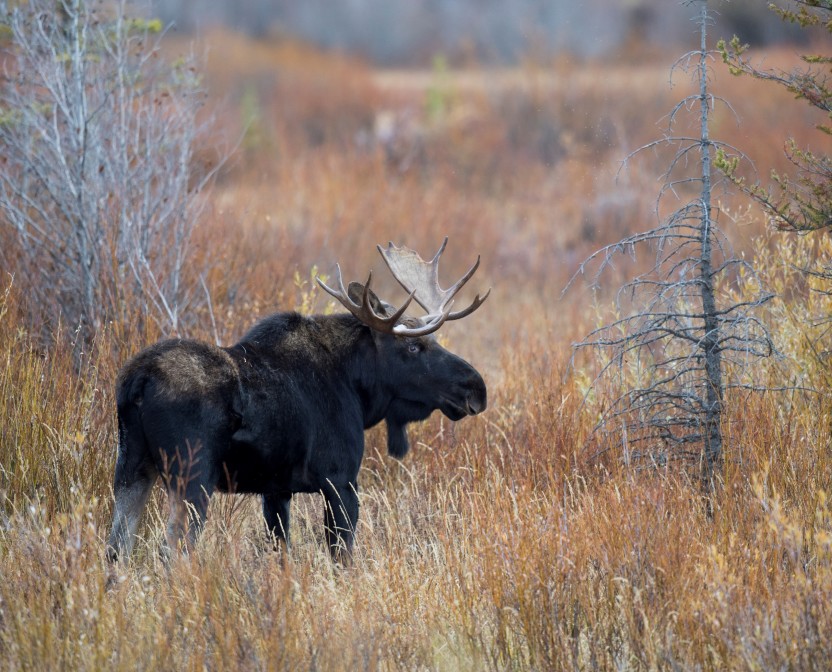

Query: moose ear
[347,281,394,318]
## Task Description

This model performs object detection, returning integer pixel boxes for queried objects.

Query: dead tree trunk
[696,0,723,494]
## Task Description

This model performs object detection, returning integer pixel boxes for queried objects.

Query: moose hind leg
[323,483,359,563]
[107,476,157,563]
[106,420,158,563]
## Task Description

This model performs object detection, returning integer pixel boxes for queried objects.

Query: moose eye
[407,341,422,354]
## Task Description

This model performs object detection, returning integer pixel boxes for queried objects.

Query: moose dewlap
[106,239,489,563]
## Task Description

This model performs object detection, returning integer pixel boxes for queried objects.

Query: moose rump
[107,340,245,559]
[106,239,488,563]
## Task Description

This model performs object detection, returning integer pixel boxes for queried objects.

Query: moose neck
[318,314,415,458]
[316,314,393,429]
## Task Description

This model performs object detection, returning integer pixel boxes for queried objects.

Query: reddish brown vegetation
[0,32,830,670]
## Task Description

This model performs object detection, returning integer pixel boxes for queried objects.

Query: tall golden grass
[1,32,830,670]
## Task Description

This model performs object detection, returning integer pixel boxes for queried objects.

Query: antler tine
[429,236,449,265]
[316,266,416,334]
[442,255,479,312]
[448,288,491,321]
[357,271,419,327]
[380,286,417,326]
[316,264,356,308]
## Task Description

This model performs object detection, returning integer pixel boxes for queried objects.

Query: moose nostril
[466,390,487,415]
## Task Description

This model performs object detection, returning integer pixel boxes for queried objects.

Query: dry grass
[1,32,830,670]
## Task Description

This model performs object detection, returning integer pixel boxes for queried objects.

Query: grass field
[1,28,831,670]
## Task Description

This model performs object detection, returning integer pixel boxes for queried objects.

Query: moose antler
[378,237,490,320]
[316,264,454,337]
[318,239,488,337]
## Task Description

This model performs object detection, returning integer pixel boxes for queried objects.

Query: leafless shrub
[0,0,221,340]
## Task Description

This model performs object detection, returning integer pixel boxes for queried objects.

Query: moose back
[106,239,488,562]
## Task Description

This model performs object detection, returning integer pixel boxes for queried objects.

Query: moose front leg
[323,483,359,564]
[263,492,292,551]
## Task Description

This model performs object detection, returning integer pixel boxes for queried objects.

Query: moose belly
[216,434,305,494]
[217,431,361,495]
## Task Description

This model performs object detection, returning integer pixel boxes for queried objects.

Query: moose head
[317,237,490,456]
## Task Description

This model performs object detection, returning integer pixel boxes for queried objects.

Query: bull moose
[106,239,488,562]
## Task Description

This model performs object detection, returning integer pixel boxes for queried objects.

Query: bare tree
[0,0,220,339]
[571,0,774,496]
